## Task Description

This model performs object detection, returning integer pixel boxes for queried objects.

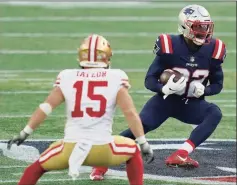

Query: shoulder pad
[54,69,69,87]
[116,69,131,89]
[153,34,173,55]
[212,39,226,61]
[117,69,129,82]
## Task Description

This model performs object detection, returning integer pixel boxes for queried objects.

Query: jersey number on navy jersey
[72,81,108,118]
[173,68,209,98]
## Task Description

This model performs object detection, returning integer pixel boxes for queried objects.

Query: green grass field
[0,1,236,185]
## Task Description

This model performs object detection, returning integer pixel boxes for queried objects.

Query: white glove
[7,131,29,150]
[139,142,154,164]
[136,136,154,164]
[193,82,205,98]
[162,75,187,98]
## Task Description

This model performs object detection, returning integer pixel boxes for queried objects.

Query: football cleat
[90,167,108,181]
[165,150,199,168]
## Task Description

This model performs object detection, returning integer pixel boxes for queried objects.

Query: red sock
[18,160,46,185]
[93,166,108,174]
[178,139,196,155]
[126,146,144,185]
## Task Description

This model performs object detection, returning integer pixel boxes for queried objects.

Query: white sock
[180,140,195,154]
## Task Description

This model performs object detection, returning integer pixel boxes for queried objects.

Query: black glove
[7,131,29,150]
[139,142,154,164]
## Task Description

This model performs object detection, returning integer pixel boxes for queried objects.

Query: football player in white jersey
[7,34,154,185]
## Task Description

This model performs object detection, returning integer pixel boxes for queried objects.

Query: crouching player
[7,34,154,185]
[91,4,226,180]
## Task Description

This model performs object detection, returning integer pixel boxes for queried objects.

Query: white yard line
[0,114,123,118]
[0,115,65,118]
[0,32,235,38]
[0,78,54,82]
[0,2,233,9]
[0,166,26,169]
[0,178,99,184]
[222,104,236,107]
[0,91,49,94]
[0,16,235,22]
[219,90,237,93]
[0,74,18,77]
[0,49,235,55]
[207,99,236,103]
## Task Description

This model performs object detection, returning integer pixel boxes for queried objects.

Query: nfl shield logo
[190,56,195,62]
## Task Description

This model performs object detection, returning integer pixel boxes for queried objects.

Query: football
[159,69,183,85]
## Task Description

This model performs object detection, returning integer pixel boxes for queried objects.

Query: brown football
[159,69,183,85]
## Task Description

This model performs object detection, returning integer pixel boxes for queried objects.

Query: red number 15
[71,81,108,118]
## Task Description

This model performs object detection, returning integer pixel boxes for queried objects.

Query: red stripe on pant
[109,143,136,156]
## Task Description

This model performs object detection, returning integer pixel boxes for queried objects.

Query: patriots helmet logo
[183,8,195,15]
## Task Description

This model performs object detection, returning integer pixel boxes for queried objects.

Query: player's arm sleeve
[204,41,226,96]
[204,60,224,96]
[118,70,131,89]
[204,44,226,96]
[145,55,165,93]
[53,70,66,88]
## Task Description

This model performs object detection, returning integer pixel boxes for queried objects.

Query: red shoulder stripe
[166,35,173,54]
[212,39,225,60]
[219,43,226,60]
[159,34,166,53]
[160,34,173,54]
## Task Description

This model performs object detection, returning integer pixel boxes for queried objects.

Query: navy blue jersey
[145,34,226,99]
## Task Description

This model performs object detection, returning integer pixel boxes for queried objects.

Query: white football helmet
[178,4,214,45]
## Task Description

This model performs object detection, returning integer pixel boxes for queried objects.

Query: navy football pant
[120,94,222,147]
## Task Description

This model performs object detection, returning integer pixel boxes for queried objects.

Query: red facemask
[186,20,214,44]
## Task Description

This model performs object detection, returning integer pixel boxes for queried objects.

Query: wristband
[39,103,52,115]
[23,125,33,135]
[136,135,147,144]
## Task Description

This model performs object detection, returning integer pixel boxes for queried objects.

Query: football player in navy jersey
[91,4,226,180]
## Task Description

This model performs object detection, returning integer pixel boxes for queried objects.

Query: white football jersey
[54,68,130,145]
